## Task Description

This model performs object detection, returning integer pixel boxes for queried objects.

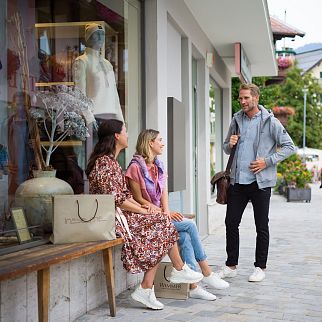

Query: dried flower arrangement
[32,85,94,168]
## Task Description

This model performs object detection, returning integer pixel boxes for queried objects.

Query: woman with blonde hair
[126,129,229,301]
[85,120,203,310]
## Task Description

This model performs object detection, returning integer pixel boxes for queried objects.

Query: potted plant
[277,154,312,202]
[272,106,295,126]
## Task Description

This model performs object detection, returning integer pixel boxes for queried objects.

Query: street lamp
[302,87,308,162]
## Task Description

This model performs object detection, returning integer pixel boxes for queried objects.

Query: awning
[184,0,277,77]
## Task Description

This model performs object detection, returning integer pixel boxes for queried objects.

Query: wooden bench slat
[0,237,124,321]
[0,238,124,281]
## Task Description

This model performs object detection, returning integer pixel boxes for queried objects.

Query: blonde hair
[136,129,159,162]
[239,83,260,97]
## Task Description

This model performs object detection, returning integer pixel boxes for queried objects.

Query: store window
[0,0,142,246]
[209,78,222,196]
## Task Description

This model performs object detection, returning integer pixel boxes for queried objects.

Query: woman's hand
[141,204,161,215]
[170,211,184,222]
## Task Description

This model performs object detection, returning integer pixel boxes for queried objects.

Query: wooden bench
[0,238,124,322]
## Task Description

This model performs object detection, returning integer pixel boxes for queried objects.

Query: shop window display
[0,0,142,247]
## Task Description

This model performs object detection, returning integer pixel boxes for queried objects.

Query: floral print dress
[88,155,178,274]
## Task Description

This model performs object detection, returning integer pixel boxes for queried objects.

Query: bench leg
[102,248,116,317]
[37,267,50,322]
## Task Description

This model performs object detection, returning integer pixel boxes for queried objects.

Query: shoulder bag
[211,121,239,205]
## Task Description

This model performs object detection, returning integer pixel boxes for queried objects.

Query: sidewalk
[76,184,322,322]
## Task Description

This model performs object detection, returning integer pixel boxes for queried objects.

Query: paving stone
[164,313,194,321]
[76,183,322,321]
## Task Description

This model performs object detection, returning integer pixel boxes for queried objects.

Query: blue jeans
[172,218,207,271]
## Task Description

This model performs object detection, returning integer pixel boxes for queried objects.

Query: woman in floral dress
[85,119,202,310]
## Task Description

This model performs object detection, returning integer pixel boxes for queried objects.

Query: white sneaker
[217,266,237,279]
[131,285,164,310]
[189,285,216,301]
[248,267,265,282]
[203,272,230,289]
[169,263,203,284]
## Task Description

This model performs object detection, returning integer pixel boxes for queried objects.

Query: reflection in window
[0,0,142,241]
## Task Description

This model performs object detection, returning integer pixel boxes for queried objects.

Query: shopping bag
[52,194,115,244]
[154,262,189,300]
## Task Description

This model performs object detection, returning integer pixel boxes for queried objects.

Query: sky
[267,0,322,50]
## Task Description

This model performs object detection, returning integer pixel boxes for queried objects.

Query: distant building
[296,46,322,86]
[268,16,305,84]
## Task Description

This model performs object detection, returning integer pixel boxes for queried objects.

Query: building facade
[0,0,277,320]
[144,0,277,234]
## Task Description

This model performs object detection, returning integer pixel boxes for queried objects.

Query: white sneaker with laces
[131,285,164,310]
[203,272,230,289]
[189,285,216,301]
[169,263,203,284]
[248,267,265,282]
[217,266,237,279]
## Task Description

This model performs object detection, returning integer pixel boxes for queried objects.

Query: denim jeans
[172,218,207,271]
[225,182,271,269]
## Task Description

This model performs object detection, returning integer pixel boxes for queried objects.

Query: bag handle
[225,120,240,174]
[115,207,133,240]
[76,199,98,222]
[163,265,171,283]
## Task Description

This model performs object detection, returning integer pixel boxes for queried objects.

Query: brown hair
[85,119,123,177]
[239,83,260,97]
[135,129,159,162]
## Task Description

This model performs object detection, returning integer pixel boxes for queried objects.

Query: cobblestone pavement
[76,184,322,322]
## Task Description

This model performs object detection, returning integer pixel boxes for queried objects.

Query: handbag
[52,194,116,244]
[211,121,239,205]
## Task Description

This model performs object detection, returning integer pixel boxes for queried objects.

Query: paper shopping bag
[52,194,115,244]
[154,262,189,300]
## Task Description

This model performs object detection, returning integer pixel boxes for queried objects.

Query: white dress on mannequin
[73,47,124,122]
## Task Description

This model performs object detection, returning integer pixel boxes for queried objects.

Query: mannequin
[73,23,124,123]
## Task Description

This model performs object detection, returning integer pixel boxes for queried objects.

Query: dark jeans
[225,182,271,269]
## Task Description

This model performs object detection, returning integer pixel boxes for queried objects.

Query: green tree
[231,66,322,149]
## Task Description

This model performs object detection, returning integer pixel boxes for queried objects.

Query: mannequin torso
[73,28,124,121]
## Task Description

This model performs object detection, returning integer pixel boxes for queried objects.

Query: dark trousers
[225,182,271,269]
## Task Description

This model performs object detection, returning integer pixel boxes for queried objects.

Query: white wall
[310,61,322,79]
[145,0,232,234]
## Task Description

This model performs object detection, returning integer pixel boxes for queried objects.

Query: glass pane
[0,0,141,241]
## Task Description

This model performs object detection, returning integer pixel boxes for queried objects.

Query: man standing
[218,83,295,282]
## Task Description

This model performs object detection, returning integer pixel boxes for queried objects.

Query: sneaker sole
[206,284,230,290]
[131,293,164,310]
[169,275,203,284]
[248,277,265,282]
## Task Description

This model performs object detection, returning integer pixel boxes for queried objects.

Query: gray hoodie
[223,105,296,189]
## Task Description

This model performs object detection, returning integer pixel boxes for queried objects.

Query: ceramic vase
[15,170,74,233]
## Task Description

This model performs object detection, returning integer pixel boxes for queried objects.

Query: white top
[73,47,124,122]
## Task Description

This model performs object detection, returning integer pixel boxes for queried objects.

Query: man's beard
[243,102,256,113]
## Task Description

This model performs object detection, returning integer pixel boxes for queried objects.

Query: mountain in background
[295,43,322,54]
